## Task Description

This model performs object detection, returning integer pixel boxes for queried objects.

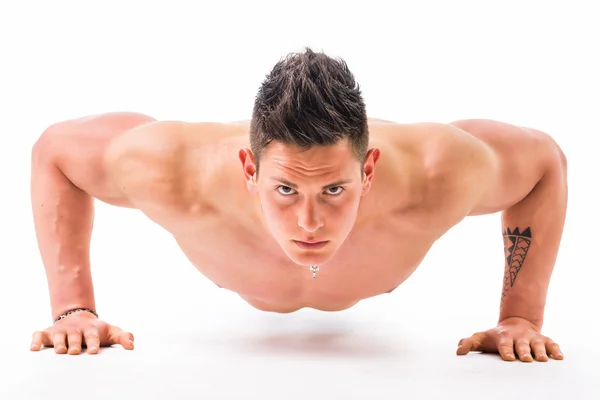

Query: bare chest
[173,215,437,313]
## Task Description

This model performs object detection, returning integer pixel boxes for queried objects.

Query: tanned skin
[29,112,567,362]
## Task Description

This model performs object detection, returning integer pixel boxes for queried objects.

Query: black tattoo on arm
[502,226,532,300]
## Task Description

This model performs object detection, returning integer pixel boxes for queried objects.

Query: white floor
[4,312,598,400]
[2,200,598,399]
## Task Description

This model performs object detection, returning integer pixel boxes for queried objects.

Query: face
[239,139,380,267]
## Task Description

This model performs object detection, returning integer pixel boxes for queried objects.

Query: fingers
[455,329,563,362]
[546,340,564,360]
[30,331,52,351]
[52,331,68,354]
[107,324,134,350]
[515,339,533,362]
[83,329,101,355]
[456,333,484,355]
[530,340,549,362]
[496,336,516,361]
[31,323,136,355]
[67,330,83,355]
[456,338,473,355]
[515,339,563,362]
[118,331,135,350]
[456,341,468,355]
[31,328,88,355]
[499,337,563,362]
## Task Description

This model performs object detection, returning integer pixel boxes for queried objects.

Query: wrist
[53,301,96,320]
[498,316,543,331]
[53,307,98,324]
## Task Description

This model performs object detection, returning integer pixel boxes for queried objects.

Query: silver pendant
[310,265,319,279]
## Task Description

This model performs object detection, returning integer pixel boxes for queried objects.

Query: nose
[297,199,323,233]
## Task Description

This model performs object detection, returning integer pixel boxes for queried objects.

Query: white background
[1,1,598,399]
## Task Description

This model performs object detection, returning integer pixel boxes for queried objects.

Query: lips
[293,240,328,250]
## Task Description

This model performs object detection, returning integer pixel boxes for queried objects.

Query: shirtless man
[29,48,567,362]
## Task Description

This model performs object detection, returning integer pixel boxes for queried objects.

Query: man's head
[239,48,380,266]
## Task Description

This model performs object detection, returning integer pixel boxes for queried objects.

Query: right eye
[277,186,296,195]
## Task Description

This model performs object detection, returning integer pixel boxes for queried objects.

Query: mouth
[293,240,329,250]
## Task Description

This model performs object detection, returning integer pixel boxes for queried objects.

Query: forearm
[499,160,568,329]
[31,145,96,321]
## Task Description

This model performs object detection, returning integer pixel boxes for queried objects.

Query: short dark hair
[249,47,369,176]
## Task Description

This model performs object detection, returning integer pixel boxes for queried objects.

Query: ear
[238,148,257,191]
[361,147,381,195]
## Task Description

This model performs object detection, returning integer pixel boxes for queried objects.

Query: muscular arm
[31,112,155,320]
[497,157,567,328]
[450,119,568,329]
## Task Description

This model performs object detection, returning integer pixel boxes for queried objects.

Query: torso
[174,197,437,313]
[165,119,458,313]
[50,113,548,314]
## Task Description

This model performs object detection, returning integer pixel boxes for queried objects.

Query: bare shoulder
[371,121,498,228]
[449,118,564,163]
[449,119,566,214]
[412,119,564,220]
[370,120,496,188]
[106,120,238,230]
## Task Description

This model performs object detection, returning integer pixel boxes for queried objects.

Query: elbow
[103,140,131,186]
[545,140,568,182]
[31,121,68,165]
[539,131,567,172]
[556,145,567,171]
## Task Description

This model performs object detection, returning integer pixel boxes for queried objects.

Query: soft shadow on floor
[179,326,405,360]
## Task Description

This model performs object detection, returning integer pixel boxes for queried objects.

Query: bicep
[34,112,156,207]
[449,119,562,215]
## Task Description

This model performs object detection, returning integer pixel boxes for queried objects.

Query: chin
[284,248,336,267]
[290,256,332,267]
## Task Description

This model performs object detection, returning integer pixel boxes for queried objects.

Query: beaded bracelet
[53,307,98,324]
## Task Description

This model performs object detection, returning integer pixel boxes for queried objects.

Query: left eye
[326,187,343,195]
[277,186,296,195]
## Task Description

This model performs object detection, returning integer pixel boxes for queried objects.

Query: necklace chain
[310,265,319,279]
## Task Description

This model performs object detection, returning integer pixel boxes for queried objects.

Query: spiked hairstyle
[249,48,369,176]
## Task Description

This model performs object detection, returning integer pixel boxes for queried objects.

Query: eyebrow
[270,177,353,190]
